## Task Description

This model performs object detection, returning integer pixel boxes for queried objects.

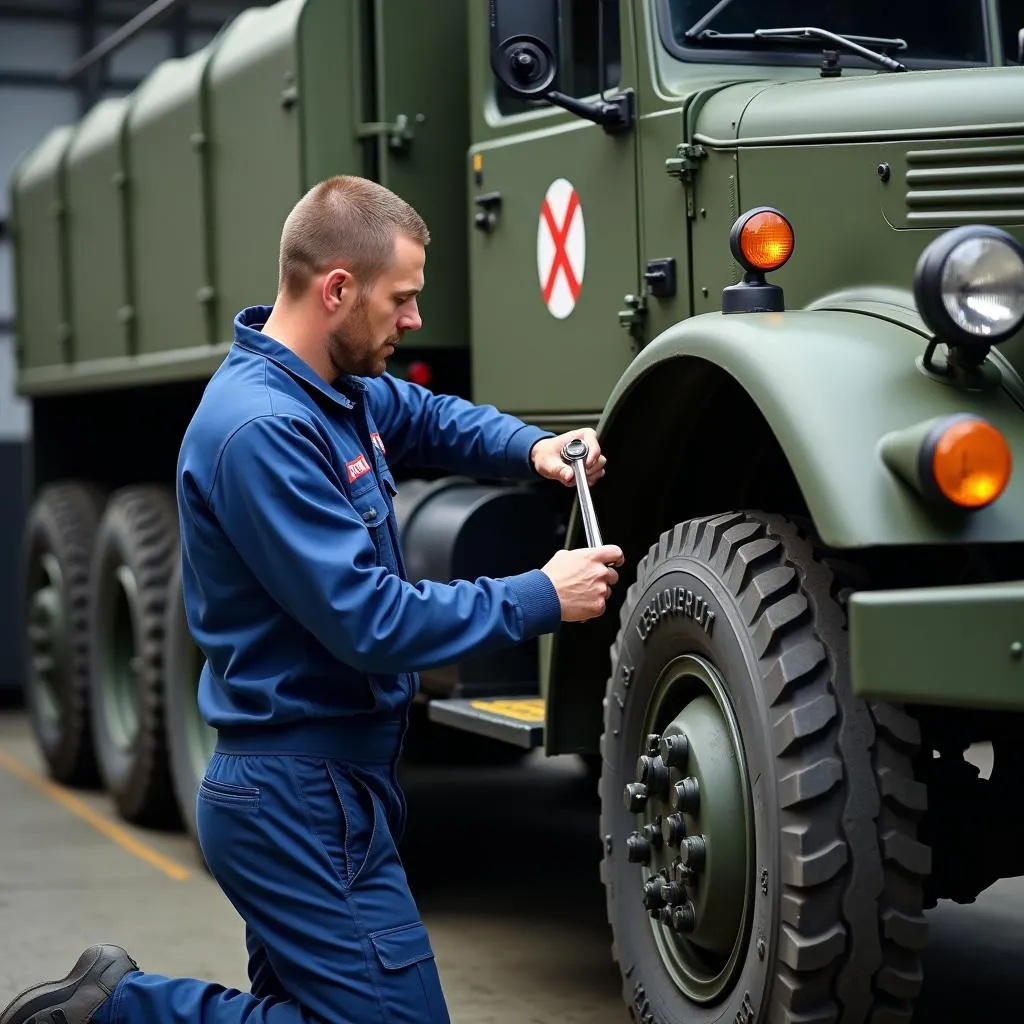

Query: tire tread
[598,510,929,1024]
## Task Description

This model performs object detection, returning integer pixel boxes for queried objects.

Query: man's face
[327,234,424,379]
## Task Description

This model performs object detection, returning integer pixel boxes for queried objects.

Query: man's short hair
[278,175,430,299]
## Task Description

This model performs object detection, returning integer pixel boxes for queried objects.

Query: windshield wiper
[684,22,909,73]
[683,0,740,41]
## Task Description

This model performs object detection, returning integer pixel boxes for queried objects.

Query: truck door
[468,0,640,421]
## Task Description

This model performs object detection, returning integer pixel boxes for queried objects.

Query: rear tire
[19,482,106,786]
[88,485,181,827]
[164,559,215,845]
[599,512,930,1024]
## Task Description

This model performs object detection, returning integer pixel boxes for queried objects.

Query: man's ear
[321,268,353,313]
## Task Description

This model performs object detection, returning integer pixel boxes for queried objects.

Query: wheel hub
[622,654,753,1004]
[102,565,143,751]
[27,553,66,726]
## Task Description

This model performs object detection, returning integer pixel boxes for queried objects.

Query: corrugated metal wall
[0,0,259,693]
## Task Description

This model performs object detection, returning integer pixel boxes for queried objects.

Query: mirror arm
[546,89,635,134]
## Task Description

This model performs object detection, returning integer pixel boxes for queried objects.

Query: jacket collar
[232,305,368,411]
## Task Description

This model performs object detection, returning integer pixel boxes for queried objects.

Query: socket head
[561,438,589,465]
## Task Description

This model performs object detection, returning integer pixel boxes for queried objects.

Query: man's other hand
[542,545,625,622]
[531,428,606,487]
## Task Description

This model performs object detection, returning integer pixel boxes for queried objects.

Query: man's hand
[531,428,606,487]
[542,545,625,622]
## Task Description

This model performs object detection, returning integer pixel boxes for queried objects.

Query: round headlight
[914,226,1024,353]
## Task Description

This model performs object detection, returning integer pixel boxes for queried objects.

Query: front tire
[599,512,930,1024]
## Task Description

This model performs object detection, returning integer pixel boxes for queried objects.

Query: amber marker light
[929,416,1012,508]
[880,412,1013,512]
[723,207,795,315]
[738,210,795,272]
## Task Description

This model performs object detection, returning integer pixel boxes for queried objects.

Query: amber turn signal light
[723,207,795,315]
[930,417,1012,508]
[880,413,1013,511]
[738,210,795,272]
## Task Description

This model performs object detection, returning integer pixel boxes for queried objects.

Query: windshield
[662,1,1024,65]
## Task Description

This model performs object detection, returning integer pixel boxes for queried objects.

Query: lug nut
[658,906,675,926]
[623,782,648,813]
[636,754,670,797]
[673,777,700,814]
[660,880,685,905]
[681,834,707,870]
[663,812,687,848]
[645,733,661,756]
[641,819,664,849]
[659,733,690,769]
[642,877,666,911]
[671,902,696,933]
[626,832,651,864]
[672,861,698,887]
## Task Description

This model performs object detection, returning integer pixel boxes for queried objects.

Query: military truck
[8,0,1024,1019]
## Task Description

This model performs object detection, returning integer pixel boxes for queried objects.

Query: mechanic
[0,175,623,1024]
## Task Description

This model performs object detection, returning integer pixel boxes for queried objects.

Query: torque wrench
[561,438,603,548]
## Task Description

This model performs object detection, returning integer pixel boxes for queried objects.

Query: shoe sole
[0,946,134,1024]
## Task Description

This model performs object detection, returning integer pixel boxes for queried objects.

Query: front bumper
[849,581,1024,710]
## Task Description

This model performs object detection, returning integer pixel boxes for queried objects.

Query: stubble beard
[327,302,396,379]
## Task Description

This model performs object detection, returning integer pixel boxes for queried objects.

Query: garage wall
[0,0,261,691]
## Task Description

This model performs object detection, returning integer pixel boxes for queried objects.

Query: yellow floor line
[0,748,190,882]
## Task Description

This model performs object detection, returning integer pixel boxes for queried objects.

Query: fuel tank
[392,479,563,698]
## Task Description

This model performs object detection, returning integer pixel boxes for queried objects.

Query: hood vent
[901,143,1024,227]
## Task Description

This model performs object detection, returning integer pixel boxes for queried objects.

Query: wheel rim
[624,653,754,1004]
[26,552,66,728]
[184,639,215,779]
[101,565,142,752]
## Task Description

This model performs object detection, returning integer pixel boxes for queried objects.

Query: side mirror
[487,0,634,134]
[489,0,562,98]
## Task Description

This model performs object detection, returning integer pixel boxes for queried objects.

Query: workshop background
[0,0,267,697]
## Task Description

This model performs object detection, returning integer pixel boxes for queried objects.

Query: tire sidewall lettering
[604,560,777,1024]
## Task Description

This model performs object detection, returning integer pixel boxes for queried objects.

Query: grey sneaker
[0,945,138,1024]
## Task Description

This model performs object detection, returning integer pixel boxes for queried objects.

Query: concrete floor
[3,707,1024,1023]
[0,708,625,1024]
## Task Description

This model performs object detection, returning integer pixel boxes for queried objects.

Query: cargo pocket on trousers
[369,921,449,1024]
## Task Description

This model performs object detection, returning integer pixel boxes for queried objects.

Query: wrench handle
[562,439,603,549]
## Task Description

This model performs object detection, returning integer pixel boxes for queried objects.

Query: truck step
[426,696,545,749]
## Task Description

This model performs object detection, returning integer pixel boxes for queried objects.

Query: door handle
[473,191,502,233]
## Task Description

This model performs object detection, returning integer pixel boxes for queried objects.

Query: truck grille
[903,143,1024,227]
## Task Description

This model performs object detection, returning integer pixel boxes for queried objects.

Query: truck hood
[689,66,1024,397]
[730,65,1024,143]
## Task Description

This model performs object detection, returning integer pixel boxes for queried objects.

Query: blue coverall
[93,306,564,1024]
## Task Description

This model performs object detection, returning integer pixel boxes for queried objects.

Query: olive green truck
[8,0,1024,1020]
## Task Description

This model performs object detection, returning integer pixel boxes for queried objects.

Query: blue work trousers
[95,725,450,1024]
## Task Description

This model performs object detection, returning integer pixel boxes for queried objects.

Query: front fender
[541,307,1023,755]
[594,308,1024,549]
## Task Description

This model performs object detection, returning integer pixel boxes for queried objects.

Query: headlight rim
[913,224,1024,352]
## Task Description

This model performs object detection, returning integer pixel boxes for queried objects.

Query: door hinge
[357,113,414,154]
[618,293,648,351]
[666,143,707,219]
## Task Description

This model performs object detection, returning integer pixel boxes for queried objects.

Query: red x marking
[541,190,581,306]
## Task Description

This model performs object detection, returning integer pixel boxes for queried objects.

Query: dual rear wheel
[20,482,212,837]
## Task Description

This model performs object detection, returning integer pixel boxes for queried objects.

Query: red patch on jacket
[346,454,371,483]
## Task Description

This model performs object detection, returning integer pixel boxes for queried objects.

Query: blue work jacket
[176,305,563,751]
